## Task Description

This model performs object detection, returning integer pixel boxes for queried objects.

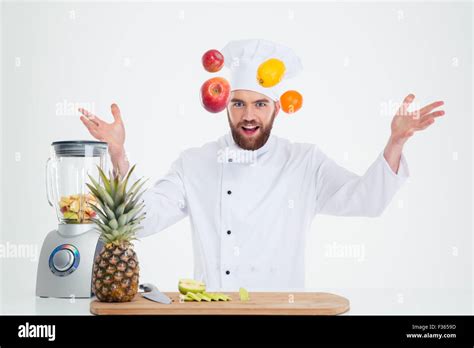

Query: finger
[110,103,123,123]
[416,117,435,130]
[80,115,100,135]
[78,108,104,127]
[414,100,444,117]
[397,93,416,116]
[81,120,102,139]
[420,110,445,122]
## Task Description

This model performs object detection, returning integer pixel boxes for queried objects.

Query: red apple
[202,49,224,72]
[200,77,231,113]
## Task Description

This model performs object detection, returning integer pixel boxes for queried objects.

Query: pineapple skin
[92,242,140,302]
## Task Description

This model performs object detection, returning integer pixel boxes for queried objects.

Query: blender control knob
[49,244,80,276]
[52,249,75,272]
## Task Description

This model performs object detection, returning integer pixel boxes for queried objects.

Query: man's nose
[242,108,257,122]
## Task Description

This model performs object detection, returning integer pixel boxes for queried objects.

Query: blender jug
[46,141,108,225]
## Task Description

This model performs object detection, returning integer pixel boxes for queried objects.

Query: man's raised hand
[389,94,445,147]
[79,103,126,155]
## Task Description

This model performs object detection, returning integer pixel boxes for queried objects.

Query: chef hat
[221,39,303,101]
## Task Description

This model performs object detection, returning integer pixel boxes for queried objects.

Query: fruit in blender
[59,193,97,223]
[88,165,147,302]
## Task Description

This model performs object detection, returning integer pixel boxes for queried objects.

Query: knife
[139,283,173,304]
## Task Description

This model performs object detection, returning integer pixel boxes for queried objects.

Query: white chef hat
[221,39,303,101]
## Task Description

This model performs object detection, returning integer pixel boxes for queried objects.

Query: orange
[280,90,303,114]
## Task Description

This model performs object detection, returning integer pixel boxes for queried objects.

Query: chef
[79,39,445,291]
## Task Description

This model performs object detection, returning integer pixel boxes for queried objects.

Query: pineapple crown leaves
[86,164,149,245]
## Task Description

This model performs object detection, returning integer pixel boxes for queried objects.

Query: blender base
[36,224,102,298]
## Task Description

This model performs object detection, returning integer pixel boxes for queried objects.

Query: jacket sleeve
[313,147,410,217]
[127,155,188,238]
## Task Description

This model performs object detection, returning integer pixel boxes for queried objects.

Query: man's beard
[227,110,277,151]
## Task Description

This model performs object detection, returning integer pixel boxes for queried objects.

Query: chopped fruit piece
[196,293,212,302]
[239,287,250,301]
[179,291,231,302]
[205,293,221,301]
[69,200,80,213]
[59,193,98,223]
[63,211,78,220]
[186,292,202,302]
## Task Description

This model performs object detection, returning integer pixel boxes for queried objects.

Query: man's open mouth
[241,125,260,136]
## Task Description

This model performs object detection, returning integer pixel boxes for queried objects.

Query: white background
[0,1,472,314]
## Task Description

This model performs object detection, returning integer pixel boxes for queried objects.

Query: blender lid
[52,140,108,157]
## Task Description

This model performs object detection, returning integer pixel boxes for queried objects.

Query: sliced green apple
[185,292,202,302]
[205,293,220,301]
[196,293,212,302]
[214,293,231,301]
[239,287,250,301]
[178,279,206,295]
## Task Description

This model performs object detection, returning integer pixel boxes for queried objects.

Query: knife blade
[139,283,173,304]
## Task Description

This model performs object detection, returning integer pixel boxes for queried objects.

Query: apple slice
[63,211,78,220]
[185,292,202,302]
[196,293,212,302]
[214,293,231,301]
[179,293,195,302]
[205,293,220,301]
[239,287,250,301]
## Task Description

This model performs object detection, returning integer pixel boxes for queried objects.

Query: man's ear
[274,100,281,117]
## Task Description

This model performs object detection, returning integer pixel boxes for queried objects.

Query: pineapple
[87,165,147,302]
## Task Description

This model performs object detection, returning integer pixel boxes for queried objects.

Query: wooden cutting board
[90,292,350,315]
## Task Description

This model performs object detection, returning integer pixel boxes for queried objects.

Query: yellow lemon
[257,58,286,88]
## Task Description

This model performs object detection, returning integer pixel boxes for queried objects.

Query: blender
[36,140,107,298]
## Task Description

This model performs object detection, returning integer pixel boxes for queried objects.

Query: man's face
[226,89,280,151]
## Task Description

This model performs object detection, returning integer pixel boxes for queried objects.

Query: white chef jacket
[135,132,409,291]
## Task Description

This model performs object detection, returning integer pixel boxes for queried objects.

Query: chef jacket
[135,132,409,291]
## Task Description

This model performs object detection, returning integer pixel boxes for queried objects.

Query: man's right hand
[79,103,130,176]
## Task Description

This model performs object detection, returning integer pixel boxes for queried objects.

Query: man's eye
[233,102,244,108]
[256,102,267,108]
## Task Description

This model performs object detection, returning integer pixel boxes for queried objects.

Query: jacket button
[225,270,230,275]
[228,158,233,162]
[227,230,231,235]
[227,190,232,195]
